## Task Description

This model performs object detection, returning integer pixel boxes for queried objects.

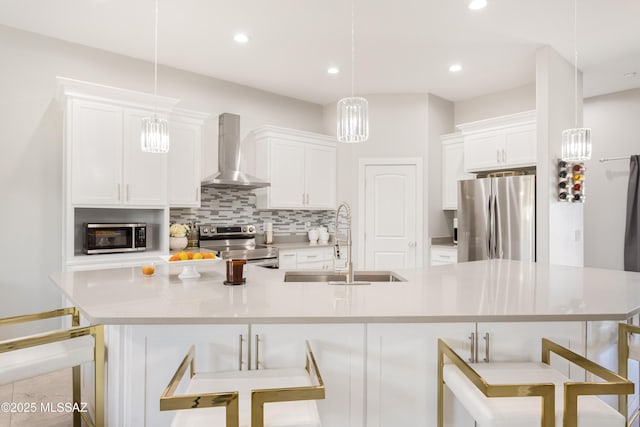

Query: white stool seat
[0,333,94,385]
[171,368,321,427]
[443,362,625,427]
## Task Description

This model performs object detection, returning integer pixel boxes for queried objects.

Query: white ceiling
[1,0,639,105]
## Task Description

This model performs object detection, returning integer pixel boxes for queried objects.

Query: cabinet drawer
[278,251,298,269]
[430,247,458,265]
[296,248,333,263]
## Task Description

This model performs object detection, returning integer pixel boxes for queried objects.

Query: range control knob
[248,225,255,233]
[242,226,247,232]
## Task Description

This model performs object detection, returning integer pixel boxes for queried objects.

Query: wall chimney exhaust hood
[201,113,270,189]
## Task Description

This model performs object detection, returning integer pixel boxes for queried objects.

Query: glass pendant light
[561,0,591,162]
[337,0,369,143]
[141,0,170,153]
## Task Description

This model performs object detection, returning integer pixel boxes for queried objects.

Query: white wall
[0,25,323,323]
[535,46,584,266]
[427,94,455,238]
[454,83,535,125]
[322,94,430,267]
[583,88,640,270]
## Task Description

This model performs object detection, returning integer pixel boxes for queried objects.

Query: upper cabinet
[254,126,336,210]
[459,110,536,173]
[168,109,209,207]
[441,133,474,210]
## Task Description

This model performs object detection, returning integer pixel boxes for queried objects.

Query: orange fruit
[141,265,155,276]
[203,252,214,259]
[169,254,180,262]
[186,251,194,260]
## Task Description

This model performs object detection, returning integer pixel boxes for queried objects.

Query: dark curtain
[624,155,640,271]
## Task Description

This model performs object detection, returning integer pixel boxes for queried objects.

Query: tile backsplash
[170,187,335,234]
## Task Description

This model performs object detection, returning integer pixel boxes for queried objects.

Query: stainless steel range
[198,224,279,268]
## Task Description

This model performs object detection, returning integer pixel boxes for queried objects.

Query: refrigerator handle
[491,194,502,258]
[487,195,493,259]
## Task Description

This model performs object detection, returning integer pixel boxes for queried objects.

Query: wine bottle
[559,192,568,200]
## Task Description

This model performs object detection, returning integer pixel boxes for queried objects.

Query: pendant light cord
[351,0,355,98]
[573,0,578,128]
[154,0,159,112]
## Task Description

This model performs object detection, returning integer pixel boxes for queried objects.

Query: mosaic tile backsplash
[170,187,335,235]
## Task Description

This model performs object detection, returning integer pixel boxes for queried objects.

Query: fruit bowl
[158,253,222,279]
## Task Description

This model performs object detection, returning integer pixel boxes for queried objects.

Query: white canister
[308,229,319,243]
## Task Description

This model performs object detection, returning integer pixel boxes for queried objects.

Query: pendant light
[141,0,170,153]
[561,0,591,162]
[337,0,369,143]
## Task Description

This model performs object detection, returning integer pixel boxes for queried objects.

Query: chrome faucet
[333,201,354,283]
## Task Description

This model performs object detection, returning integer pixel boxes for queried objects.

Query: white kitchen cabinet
[366,323,475,427]
[254,126,336,210]
[441,133,474,210]
[67,100,169,207]
[252,324,365,427]
[70,99,123,205]
[431,245,458,266]
[278,247,334,270]
[122,324,248,427]
[168,109,208,207]
[123,108,168,206]
[459,110,537,173]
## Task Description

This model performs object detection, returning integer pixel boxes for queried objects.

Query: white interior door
[364,164,418,269]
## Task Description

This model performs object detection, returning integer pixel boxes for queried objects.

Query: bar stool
[618,322,640,426]
[0,307,104,427]
[438,338,632,427]
[160,340,325,427]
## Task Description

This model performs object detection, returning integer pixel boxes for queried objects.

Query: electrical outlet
[305,222,311,228]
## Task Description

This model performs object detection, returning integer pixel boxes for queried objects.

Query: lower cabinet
[252,324,365,427]
[108,320,611,427]
[278,247,334,270]
[366,323,475,427]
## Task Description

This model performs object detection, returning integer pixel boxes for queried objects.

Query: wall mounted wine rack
[558,160,585,203]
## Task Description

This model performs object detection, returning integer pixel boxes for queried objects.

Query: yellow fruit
[193,253,203,260]
[178,252,189,261]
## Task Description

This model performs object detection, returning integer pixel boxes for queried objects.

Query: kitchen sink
[283,271,407,283]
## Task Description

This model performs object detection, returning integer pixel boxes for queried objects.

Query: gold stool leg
[94,325,105,427]
[72,365,82,427]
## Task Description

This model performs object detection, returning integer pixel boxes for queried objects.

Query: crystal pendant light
[141,0,169,153]
[561,0,591,162]
[337,0,369,143]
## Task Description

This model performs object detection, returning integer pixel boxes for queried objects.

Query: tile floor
[0,369,73,427]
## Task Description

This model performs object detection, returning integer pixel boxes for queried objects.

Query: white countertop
[48,260,640,325]
[270,242,334,250]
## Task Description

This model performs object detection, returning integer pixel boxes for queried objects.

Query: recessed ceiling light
[234,33,250,44]
[449,64,463,73]
[327,67,340,75]
[468,0,487,10]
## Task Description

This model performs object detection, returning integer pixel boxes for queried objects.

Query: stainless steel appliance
[199,224,279,268]
[84,223,146,254]
[457,174,535,262]
[200,113,270,189]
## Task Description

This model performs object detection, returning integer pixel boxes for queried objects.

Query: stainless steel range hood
[201,113,270,189]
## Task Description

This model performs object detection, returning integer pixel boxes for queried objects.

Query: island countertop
[48,259,640,324]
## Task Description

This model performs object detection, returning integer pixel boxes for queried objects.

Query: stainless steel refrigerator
[457,175,535,262]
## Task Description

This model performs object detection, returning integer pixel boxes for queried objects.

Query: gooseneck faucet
[334,201,354,283]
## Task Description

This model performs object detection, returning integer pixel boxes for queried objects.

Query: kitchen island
[49,260,640,427]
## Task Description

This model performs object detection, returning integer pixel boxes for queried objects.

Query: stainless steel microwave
[84,223,147,254]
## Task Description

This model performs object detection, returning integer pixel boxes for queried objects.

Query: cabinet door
[123,109,167,206]
[430,246,458,266]
[305,143,336,209]
[367,323,475,427]
[504,125,536,167]
[477,321,585,379]
[278,250,298,269]
[122,324,248,427]
[463,131,503,172]
[252,323,365,427]
[169,119,201,207]
[268,139,306,208]
[70,100,123,205]
[442,141,473,210]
